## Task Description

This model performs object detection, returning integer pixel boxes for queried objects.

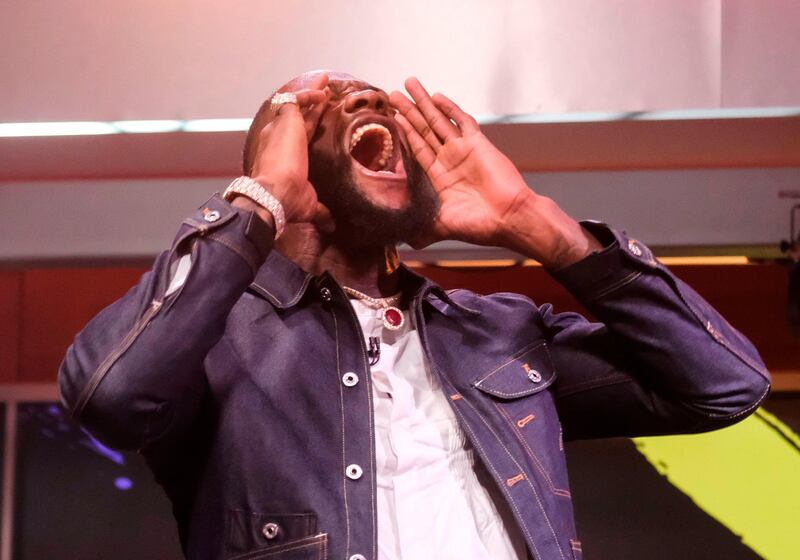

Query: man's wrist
[230,195,277,232]
[498,192,603,269]
[224,177,286,238]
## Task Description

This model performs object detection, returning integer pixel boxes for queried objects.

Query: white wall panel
[6,0,795,122]
[1,169,796,263]
[529,168,798,246]
[722,0,800,107]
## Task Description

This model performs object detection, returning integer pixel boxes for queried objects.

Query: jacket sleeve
[58,193,274,450]
[545,222,771,441]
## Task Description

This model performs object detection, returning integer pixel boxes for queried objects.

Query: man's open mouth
[347,121,405,178]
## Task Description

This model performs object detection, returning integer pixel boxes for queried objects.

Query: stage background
[1,1,799,558]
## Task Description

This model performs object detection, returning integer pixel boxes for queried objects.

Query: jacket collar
[249,250,314,308]
[397,263,480,315]
[249,250,477,315]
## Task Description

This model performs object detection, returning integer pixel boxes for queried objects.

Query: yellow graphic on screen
[634,409,800,560]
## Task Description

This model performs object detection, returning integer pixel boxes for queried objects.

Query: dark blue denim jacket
[58,194,771,560]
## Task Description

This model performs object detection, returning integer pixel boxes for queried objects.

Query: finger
[303,88,331,140]
[293,88,328,108]
[296,72,330,105]
[389,90,443,153]
[394,113,436,172]
[272,88,328,120]
[431,92,479,135]
[404,77,460,142]
[308,72,329,91]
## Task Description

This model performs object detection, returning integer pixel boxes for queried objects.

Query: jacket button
[346,464,363,480]
[319,287,332,302]
[261,522,280,540]
[342,372,359,387]
[627,239,643,257]
[350,555,367,560]
[526,369,542,383]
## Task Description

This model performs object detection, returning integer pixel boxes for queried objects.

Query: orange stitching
[494,402,572,497]
[506,473,525,487]
[450,393,462,400]
[449,400,543,559]
[418,318,561,560]
[319,534,327,560]
[516,413,535,428]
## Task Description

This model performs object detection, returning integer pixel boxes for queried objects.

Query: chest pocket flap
[472,341,556,399]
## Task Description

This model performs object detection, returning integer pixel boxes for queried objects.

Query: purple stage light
[114,477,133,491]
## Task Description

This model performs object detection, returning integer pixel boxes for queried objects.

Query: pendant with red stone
[382,306,404,330]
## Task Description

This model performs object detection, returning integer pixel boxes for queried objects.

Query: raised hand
[390,77,600,267]
[390,77,534,248]
[249,73,334,230]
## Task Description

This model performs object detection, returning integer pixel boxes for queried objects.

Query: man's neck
[275,223,402,298]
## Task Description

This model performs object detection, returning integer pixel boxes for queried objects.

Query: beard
[307,144,440,248]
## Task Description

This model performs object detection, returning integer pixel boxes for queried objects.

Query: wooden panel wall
[0,271,22,383]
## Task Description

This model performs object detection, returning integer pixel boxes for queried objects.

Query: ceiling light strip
[0,119,253,137]
[2,106,798,138]
[416,256,752,268]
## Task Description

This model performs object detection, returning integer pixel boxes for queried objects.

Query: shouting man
[59,72,770,560]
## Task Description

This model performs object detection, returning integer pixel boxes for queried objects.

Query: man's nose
[343,90,390,114]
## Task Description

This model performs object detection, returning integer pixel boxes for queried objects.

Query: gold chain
[342,286,402,309]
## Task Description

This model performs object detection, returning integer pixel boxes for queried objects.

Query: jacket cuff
[549,220,659,302]
[175,193,275,271]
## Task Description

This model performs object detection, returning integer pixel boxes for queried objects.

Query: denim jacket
[58,194,771,560]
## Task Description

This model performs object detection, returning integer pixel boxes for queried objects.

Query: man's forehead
[279,70,378,93]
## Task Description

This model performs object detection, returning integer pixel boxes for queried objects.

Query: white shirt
[350,299,527,560]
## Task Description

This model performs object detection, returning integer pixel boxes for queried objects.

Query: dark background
[13,394,797,559]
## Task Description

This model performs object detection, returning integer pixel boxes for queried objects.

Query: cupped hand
[251,73,334,231]
[390,77,534,248]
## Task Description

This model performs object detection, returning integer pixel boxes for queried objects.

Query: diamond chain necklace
[342,286,405,331]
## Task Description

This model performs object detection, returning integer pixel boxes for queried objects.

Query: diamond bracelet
[223,176,286,239]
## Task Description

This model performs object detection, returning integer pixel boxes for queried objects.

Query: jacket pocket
[226,510,325,560]
[472,341,572,497]
[472,340,557,398]
[227,534,327,560]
